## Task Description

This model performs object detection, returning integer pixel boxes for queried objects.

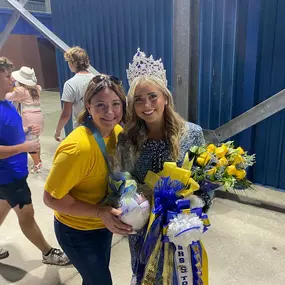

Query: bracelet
[53,131,60,136]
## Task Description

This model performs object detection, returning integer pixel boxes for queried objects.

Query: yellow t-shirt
[44,125,122,230]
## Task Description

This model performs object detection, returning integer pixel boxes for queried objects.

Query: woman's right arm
[44,146,132,234]
[43,191,100,217]
[43,192,132,234]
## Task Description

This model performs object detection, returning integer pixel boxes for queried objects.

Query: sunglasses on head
[92,74,122,85]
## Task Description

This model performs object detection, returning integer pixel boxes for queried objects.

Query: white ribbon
[174,245,193,285]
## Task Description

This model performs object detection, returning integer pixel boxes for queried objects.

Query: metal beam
[172,0,191,120]
[5,0,99,75]
[45,0,51,13]
[204,89,285,143]
[202,129,220,145]
[0,0,28,51]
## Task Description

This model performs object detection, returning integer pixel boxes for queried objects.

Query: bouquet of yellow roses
[188,141,256,193]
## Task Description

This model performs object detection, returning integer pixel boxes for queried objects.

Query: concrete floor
[0,91,285,285]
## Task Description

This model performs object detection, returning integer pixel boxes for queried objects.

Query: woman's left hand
[98,206,133,235]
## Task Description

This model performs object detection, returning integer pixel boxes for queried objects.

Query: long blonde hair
[77,76,127,125]
[123,75,186,160]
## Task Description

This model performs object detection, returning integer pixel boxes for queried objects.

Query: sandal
[30,163,42,174]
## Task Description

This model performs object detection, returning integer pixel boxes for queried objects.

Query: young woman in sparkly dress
[119,49,206,285]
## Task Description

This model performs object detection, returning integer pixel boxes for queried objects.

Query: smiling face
[86,87,123,136]
[133,81,167,125]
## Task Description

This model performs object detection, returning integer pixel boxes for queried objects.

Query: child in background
[6,66,44,173]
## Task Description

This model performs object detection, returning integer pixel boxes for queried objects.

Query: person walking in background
[6,66,44,173]
[54,46,97,141]
[0,57,69,265]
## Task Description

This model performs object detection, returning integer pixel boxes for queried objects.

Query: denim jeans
[54,218,113,285]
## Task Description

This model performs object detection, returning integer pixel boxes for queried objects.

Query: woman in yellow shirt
[43,75,132,285]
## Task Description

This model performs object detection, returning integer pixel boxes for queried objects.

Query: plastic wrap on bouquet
[135,162,209,285]
[104,172,150,232]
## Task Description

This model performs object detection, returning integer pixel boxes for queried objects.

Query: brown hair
[64,46,90,73]
[123,75,186,161]
[77,76,127,125]
[0,57,14,73]
[19,83,39,101]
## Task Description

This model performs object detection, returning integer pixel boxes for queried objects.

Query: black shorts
[0,176,32,209]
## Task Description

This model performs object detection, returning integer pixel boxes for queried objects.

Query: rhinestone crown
[126,48,167,86]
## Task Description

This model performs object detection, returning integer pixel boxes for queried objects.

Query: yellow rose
[236,147,245,155]
[235,169,246,180]
[196,152,211,167]
[215,145,229,158]
[207,167,217,176]
[218,157,228,166]
[232,154,243,165]
[226,165,237,176]
[207,144,216,153]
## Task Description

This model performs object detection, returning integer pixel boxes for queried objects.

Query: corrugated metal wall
[253,0,285,190]
[0,8,52,35]
[198,0,285,190]
[51,0,284,190]
[51,0,173,135]
[51,0,173,93]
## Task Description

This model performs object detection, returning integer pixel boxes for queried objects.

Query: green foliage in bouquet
[189,141,256,191]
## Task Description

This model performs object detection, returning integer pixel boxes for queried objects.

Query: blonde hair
[77,76,127,125]
[64,46,90,72]
[123,75,186,160]
[0,57,14,73]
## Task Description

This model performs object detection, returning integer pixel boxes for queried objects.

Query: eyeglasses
[92,75,122,85]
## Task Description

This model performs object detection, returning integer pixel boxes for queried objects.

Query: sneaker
[0,248,9,260]
[42,248,70,266]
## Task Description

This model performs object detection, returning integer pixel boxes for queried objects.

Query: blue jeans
[54,218,113,285]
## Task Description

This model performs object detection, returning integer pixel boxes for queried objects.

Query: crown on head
[126,48,167,86]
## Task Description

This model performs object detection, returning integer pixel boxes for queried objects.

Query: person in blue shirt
[0,57,69,265]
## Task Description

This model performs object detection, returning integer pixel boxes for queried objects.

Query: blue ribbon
[153,177,185,215]
[104,172,136,207]
[136,177,210,284]
[191,241,204,285]
[135,177,185,283]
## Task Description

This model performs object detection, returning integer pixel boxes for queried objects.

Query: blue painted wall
[51,0,173,93]
[0,8,52,36]
[198,0,285,190]
[51,0,173,135]
[51,0,284,190]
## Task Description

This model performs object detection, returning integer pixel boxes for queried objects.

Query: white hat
[12,66,37,87]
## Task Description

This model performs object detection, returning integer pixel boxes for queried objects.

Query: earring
[88,115,92,119]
